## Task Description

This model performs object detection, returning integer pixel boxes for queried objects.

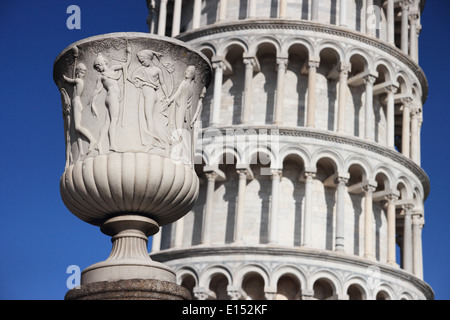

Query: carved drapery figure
[91,46,131,153]
[130,49,174,151]
[166,65,196,163]
[63,63,98,159]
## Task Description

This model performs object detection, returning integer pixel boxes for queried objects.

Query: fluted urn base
[81,215,175,286]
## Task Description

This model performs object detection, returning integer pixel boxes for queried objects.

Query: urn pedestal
[53,33,211,300]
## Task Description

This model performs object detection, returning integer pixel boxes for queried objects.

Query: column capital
[271,169,283,180]
[212,60,226,70]
[338,62,352,75]
[236,168,254,180]
[411,107,422,118]
[336,176,349,186]
[399,0,413,10]
[308,59,320,70]
[408,12,420,22]
[412,212,424,227]
[243,56,257,67]
[205,171,218,182]
[385,193,399,203]
[276,57,288,70]
[363,74,377,85]
[402,203,414,213]
[385,84,399,94]
[416,23,423,36]
[401,96,413,107]
[304,171,317,180]
[363,184,377,193]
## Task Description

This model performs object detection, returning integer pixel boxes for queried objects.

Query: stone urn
[53,33,211,299]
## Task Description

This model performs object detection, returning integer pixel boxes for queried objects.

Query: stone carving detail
[54,33,211,287]
[130,49,174,151]
[54,34,211,168]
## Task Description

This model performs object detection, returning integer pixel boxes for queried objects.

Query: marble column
[418,118,422,165]
[242,57,256,124]
[387,0,395,45]
[363,184,376,260]
[269,169,282,244]
[410,107,421,164]
[385,85,398,148]
[307,59,320,128]
[193,0,202,30]
[174,217,185,248]
[402,204,414,273]
[409,13,419,62]
[202,171,218,245]
[171,0,182,37]
[234,169,248,244]
[311,0,319,21]
[151,228,161,253]
[248,0,257,18]
[415,23,422,64]
[400,1,412,54]
[412,213,424,279]
[157,0,168,36]
[219,0,228,21]
[211,60,225,126]
[339,0,347,27]
[335,176,348,252]
[280,0,287,19]
[302,172,316,247]
[401,98,412,158]
[364,74,377,141]
[386,194,399,266]
[337,62,351,134]
[274,57,288,125]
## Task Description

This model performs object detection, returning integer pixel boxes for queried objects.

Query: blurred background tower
[146,0,432,300]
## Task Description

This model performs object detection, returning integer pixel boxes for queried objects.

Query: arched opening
[180,274,197,300]
[276,274,301,300]
[286,43,310,127]
[394,75,409,152]
[217,152,238,244]
[376,290,391,300]
[318,47,341,132]
[253,42,278,124]
[313,278,335,300]
[396,181,410,268]
[242,272,266,300]
[347,163,367,256]
[281,154,306,246]
[347,283,366,300]
[348,53,370,138]
[373,63,392,144]
[209,273,230,300]
[315,157,339,250]
[223,44,246,126]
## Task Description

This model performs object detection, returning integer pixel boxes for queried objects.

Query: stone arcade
[147,0,433,300]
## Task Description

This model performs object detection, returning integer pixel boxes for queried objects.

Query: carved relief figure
[63,63,98,158]
[166,66,197,162]
[167,66,197,137]
[129,49,174,150]
[91,46,131,153]
[60,88,72,168]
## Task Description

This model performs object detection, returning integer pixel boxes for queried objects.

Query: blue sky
[0,1,448,300]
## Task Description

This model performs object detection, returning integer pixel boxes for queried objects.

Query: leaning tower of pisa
[146,0,433,300]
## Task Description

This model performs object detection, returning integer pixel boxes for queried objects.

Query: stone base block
[65,279,191,300]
